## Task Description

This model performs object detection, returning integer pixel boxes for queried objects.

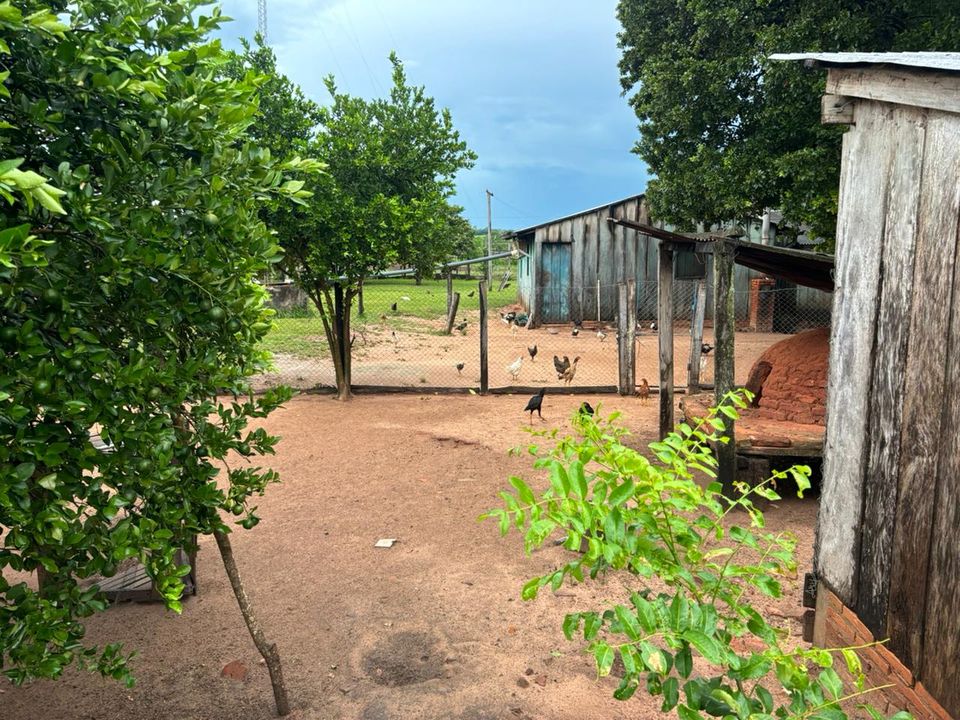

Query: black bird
[528,344,538,361]
[571,327,580,337]
[524,388,546,422]
[455,320,468,333]
[391,302,397,312]
[578,401,595,416]
[701,342,714,355]
[553,355,570,377]
[456,362,465,375]
[467,290,475,298]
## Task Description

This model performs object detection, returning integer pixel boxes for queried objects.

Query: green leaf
[37,473,57,490]
[682,629,724,665]
[594,642,615,677]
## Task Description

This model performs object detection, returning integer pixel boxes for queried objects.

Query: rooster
[506,356,523,380]
[561,357,580,385]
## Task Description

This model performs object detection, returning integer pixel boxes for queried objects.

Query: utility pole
[258,0,267,42]
[486,189,493,285]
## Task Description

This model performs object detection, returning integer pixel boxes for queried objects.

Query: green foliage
[0,0,319,684]
[259,51,476,397]
[617,0,960,246]
[485,392,905,719]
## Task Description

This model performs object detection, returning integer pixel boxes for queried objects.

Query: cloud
[216,0,649,227]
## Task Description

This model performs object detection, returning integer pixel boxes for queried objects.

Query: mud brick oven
[770,52,960,719]
[750,327,829,426]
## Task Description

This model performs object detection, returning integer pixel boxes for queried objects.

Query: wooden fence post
[479,281,489,394]
[617,281,637,395]
[658,241,675,439]
[444,292,461,335]
[714,239,737,494]
[688,278,707,392]
[446,269,453,316]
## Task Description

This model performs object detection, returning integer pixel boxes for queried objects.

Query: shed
[770,52,960,719]
[505,195,807,327]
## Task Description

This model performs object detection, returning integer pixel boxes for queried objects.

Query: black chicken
[701,343,714,355]
[455,321,468,333]
[578,401,595,416]
[390,302,397,312]
[456,362,465,375]
[553,355,570,377]
[571,327,580,337]
[524,388,546,422]
[528,344,538,361]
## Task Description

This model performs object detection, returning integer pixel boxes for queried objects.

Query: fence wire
[251,277,832,393]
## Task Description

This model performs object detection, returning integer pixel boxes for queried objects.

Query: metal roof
[770,52,960,73]
[504,192,646,239]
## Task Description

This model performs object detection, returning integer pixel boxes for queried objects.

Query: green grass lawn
[261,277,519,359]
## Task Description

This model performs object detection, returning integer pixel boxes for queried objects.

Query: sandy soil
[257,310,793,392]
[3,394,818,720]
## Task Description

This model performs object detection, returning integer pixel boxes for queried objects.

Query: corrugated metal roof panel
[504,192,646,238]
[770,52,960,73]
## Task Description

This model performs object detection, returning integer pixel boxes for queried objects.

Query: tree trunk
[215,530,291,717]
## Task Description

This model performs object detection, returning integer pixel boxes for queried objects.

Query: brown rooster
[636,377,650,403]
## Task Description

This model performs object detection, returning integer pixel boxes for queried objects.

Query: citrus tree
[486,394,908,720]
[0,1,319,713]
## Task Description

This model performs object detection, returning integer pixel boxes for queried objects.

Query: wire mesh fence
[250,277,832,393]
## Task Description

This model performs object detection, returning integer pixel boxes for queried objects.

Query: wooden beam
[687,279,707,392]
[817,100,891,606]
[827,66,960,115]
[617,280,637,395]
[479,281,489,394]
[821,93,856,125]
[658,241,674,438]
[713,238,736,494]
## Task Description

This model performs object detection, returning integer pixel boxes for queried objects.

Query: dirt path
[3,394,817,720]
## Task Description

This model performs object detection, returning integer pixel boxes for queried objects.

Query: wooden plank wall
[817,98,960,719]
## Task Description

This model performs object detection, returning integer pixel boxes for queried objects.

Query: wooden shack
[504,195,809,327]
[770,52,960,719]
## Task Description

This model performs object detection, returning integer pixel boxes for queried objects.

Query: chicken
[455,320,468,333]
[553,355,570,377]
[390,302,397,312]
[456,362,464,376]
[596,329,607,342]
[571,327,580,337]
[650,321,657,331]
[636,377,650,403]
[501,311,517,325]
[561,356,580,385]
[467,290,475,298]
[524,388,546,422]
[506,356,523,380]
[528,344,538,361]
[699,343,714,376]
[578,401,595,417]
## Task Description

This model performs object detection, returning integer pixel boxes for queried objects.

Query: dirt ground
[257,310,793,392]
[3,394,818,720]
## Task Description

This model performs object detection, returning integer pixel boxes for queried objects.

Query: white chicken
[506,356,523,380]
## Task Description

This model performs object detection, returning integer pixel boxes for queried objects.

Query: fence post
[714,239,737,494]
[446,269,453,316]
[479,280,489,394]
[617,281,637,395]
[445,292,461,335]
[334,283,350,391]
[658,241,675,439]
[688,278,707,392]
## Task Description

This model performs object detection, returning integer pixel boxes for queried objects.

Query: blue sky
[215,0,650,230]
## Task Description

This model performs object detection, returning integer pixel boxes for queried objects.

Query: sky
[215,0,650,230]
